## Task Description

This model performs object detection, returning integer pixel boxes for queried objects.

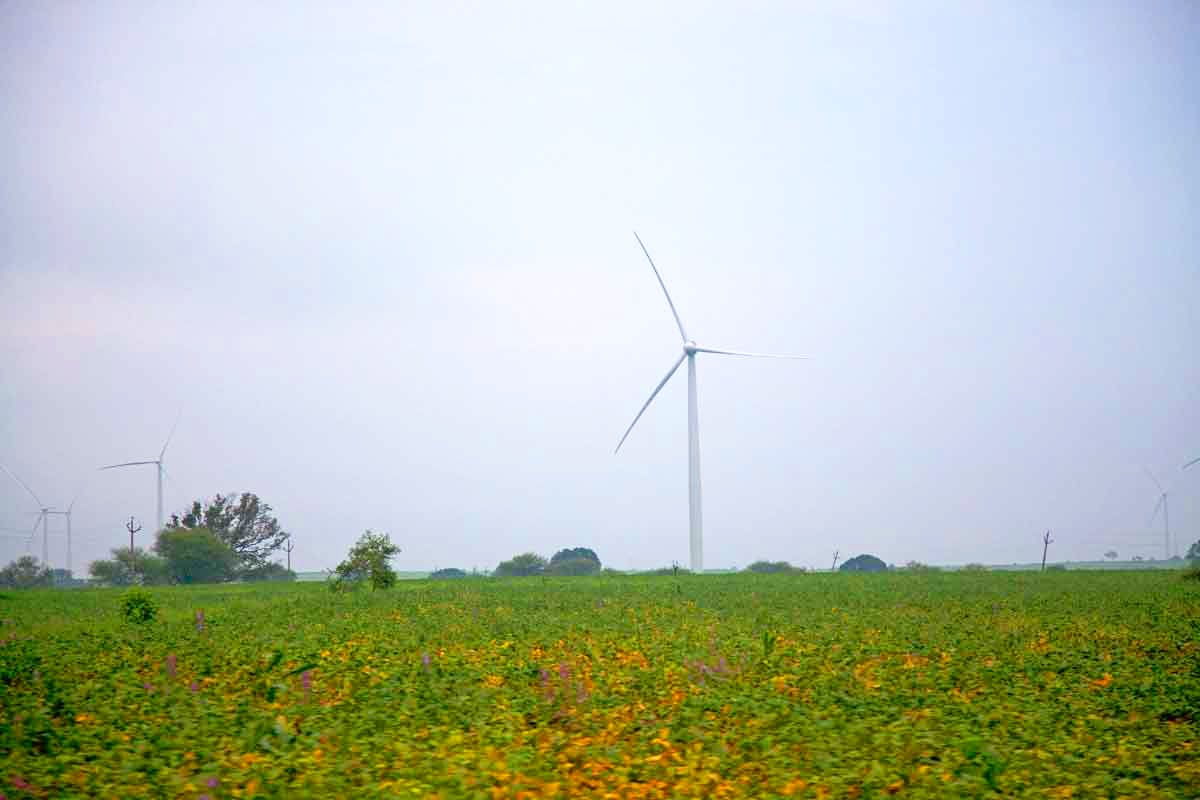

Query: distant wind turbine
[614,232,807,572]
[99,417,179,533]
[1,464,54,567]
[1184,456,1199,471]
[1145,468,1172,560]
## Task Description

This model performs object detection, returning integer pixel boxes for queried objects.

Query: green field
[1,572,1197,798]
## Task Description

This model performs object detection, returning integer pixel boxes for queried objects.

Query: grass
[1,571,1197,798]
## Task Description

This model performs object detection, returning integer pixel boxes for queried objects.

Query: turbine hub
[683,341,698,354]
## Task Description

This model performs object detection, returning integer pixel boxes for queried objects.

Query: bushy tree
[550,547,600,567]
[167,493,288,571]
[839,554,888,573]
[430,567,467,579]
[1104,550,1119,561]
[155,527,238,584]
[1186,540,1199,563]
[0,556,52,589]
[332,530,400,590]
[89,548,169,586]
[494,552,547,577]
[745,560,797,574]
[546,557,601,576]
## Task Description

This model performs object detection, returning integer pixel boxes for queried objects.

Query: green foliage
[88,547,169,586]
[0,555,52,589]
[839,553,888,572]
[1182,563,1200,582]
[429,568,468,580]
[1045,563,1068,572]
[155,527,238,584]
[904,561,942,573]
[745,560,801,574]
[241,562,297,582]
[642,565,692,576]
[549,547,600,568]
[332,530,400,590]
[960,563,989,573]
[1187,540,1200,563]
[167,492,288,571]
[0,572,1195,797]
[119,588,158,623]
[494,552,547,577]
[545,557,601,576]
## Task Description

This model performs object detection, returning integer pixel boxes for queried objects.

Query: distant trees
[839,554,887,573]
[241,562,296,582]
[89,548,169,586]
[494,552,548,577]
[0,556,52,589]
[903,561,941,573]
[1104,550,1119,561]
[166,493,288,572]
[331,530,400,590]
[430,567,468,580]
[745,560,801,574]
[547,547,601,576]
[1187,540,1200,563]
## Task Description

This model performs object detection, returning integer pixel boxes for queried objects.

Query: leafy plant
[120,588,158,623]
[331,530,400,590]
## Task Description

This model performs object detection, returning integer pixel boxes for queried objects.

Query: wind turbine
[45,493,81,576]
[1185,456,1199,471]
[614,232,807,573]
[1,464,53,567]
[99,418,179,533]
[1146,468,1172,560]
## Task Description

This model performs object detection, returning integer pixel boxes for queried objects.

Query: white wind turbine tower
[1,464,54,567]
[1146,468,1172,560]
[99,419,179,533]
[615,233,807,573]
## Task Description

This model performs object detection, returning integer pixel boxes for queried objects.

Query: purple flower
[165,654,177,678]
[189,681,199,693]
[421,652,431,671]
[558,662,571,680]
[143,682,154,692]
[206,776,218,788]
[195,609,205,632]
[199,795,210,800]
[11,776,29,790]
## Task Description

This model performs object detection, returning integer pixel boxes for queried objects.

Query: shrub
[120,588,158,624]
[494,553,547,577]
[1182,564,1200,582]
[332,530,400,590]
[430,568,468,580]
[155,527,238,584]
[904,561,941,573]
[960,563,988,573]
[839,554,888,573]
[546,557,601,577]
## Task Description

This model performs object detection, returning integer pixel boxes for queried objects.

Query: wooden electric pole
[831,550,840,572]
[126,516,142,556]
[1041,530,1053,572]
[283,537,294,572]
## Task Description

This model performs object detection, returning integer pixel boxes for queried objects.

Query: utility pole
[283,537,294,572]
[1041,530,1053,572]
[126,516,142,556]
[831,550,840,572]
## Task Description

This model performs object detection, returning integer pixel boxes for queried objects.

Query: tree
[1104,550,1119,561]
[1187,540,1200,563]
[332,530,400,590]
[167,493,288,571]
[550,547,601,568]
[88,548,169,586]
[430,567,467,579]
[839,554,888,573]
[546,557,601,576]
[0,556,52,589]
[494,552,547,577]
[745,560,798,574]
[155,527,238,584]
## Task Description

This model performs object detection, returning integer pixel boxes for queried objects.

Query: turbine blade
[615,353,687,454]
[1144,467,1164,493]
[0,464,43,507]
[159,411,181,461]
[633,232,688,342]
[98,460,157,470]
[1149,494,1165,525]
[693,346,809,360]
[1184,456,1200,471]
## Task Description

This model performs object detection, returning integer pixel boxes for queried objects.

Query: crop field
[1,572,1197,799]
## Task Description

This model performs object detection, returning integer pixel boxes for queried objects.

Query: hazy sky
[2,1,1197,574]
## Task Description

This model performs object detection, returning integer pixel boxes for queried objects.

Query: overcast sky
[2,1,1197,574]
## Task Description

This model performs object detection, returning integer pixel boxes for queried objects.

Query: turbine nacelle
[683,341,698,355]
